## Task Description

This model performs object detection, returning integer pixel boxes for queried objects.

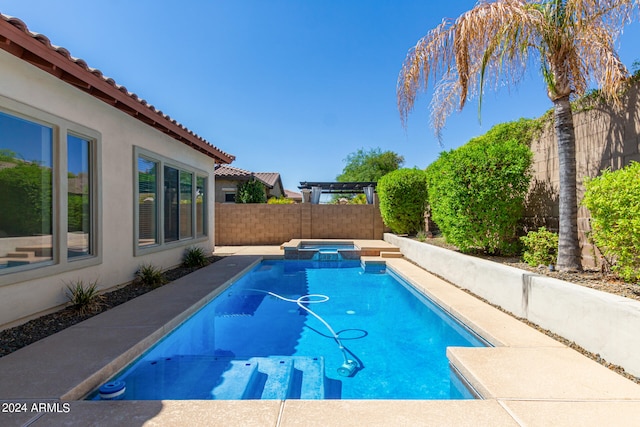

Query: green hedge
[426,125,533,254]
[377,168,428,234]
[583,162,640,282]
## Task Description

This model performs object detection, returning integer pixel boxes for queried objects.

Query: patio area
[1,242,639,426]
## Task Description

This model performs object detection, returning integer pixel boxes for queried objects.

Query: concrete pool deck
[1,242,639,426]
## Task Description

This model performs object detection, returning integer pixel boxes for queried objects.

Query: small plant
[66,280,104,315]
[416,229,429,242]
[267,196,295,204]
[520,227,559,267]
[136,263,167,288]
[183,246,210,268]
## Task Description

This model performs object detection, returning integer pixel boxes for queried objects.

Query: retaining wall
[385,233,640,378]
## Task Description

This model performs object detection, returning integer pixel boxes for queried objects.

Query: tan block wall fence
[215,203,387,245]
[525,83,640,267]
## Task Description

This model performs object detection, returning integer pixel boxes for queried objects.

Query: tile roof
[215,165,281,189]
[284,189,302,200]
[254,172,281,188]
[214,165,254,178]
[0,13,234,164]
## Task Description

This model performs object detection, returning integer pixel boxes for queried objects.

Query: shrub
[520,227,558,267]
[267,196,295,204]
[136,263,167,288]
[349,194,367,205]
[377,168,428,234]
[582,162,640,282]
[66,280,104,315]
[183,246,210,268]
[425,124,533,255]
[236,178,266,203]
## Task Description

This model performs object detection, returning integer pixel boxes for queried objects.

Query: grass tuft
[65,280,104,315]
[182,246,210,268]
[136,263,167,288]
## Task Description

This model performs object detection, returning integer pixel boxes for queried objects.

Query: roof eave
[0,14,234,164]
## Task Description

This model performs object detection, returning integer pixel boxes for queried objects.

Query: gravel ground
[0,256,224,358]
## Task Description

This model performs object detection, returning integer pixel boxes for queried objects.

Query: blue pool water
[93,260,486,400]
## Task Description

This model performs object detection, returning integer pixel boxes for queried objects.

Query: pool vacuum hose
[247,289,359,377]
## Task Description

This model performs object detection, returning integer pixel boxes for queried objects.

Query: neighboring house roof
[285,189,302,201]
[215,165,286,197]
[254,172,281,188]
[0,14,234,164]
[215,165,278,189]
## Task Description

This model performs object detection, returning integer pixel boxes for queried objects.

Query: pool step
[98,355,326,400]
[233,356,326,400]
[211,359,259,399]
[256,357,295,399]
[290,356,325,399]
[380,251,403,258]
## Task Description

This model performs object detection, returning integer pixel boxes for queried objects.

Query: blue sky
[3,1,639,192]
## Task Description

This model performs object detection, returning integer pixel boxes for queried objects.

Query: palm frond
[398,0,640,137]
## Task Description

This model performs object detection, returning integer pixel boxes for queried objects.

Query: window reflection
[164,166,179,242]
[138,158,158,247]
[0,111,53,270]
[196,176,206,237]
[67,135,92,258]
[180,171,193,239]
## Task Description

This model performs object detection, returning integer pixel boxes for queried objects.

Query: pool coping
[1,242,639,426]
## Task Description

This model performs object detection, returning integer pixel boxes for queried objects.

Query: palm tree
[398,0,638,272]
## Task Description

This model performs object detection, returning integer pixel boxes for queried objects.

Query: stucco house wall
[0,37,228,329]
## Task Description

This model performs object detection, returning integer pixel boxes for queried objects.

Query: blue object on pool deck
[92,260,486,400]
[98,381,126,400]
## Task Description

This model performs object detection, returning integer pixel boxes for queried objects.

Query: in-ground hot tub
[284,241,361,261]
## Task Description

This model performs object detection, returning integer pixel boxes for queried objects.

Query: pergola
[298,182,377,204]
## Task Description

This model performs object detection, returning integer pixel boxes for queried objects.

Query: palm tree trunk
[553,96,582,272]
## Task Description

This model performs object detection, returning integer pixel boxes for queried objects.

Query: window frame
[134,146,209,257]
[0,96,102,286]
[66,131,97,261]
[195,175,207,238]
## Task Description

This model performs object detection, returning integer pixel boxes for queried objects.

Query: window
[0,112,53,269]
[162,168,193,242]
[180,171,193,239]
[196,176,206,237]
[0,106,99,278]
[138,157,158,247]
[224,193,236,203]
[135,148,208,252]
[164,166,179,242]
[67,134,93,258]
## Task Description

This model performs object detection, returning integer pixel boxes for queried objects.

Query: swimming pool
[91,260,486,400]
